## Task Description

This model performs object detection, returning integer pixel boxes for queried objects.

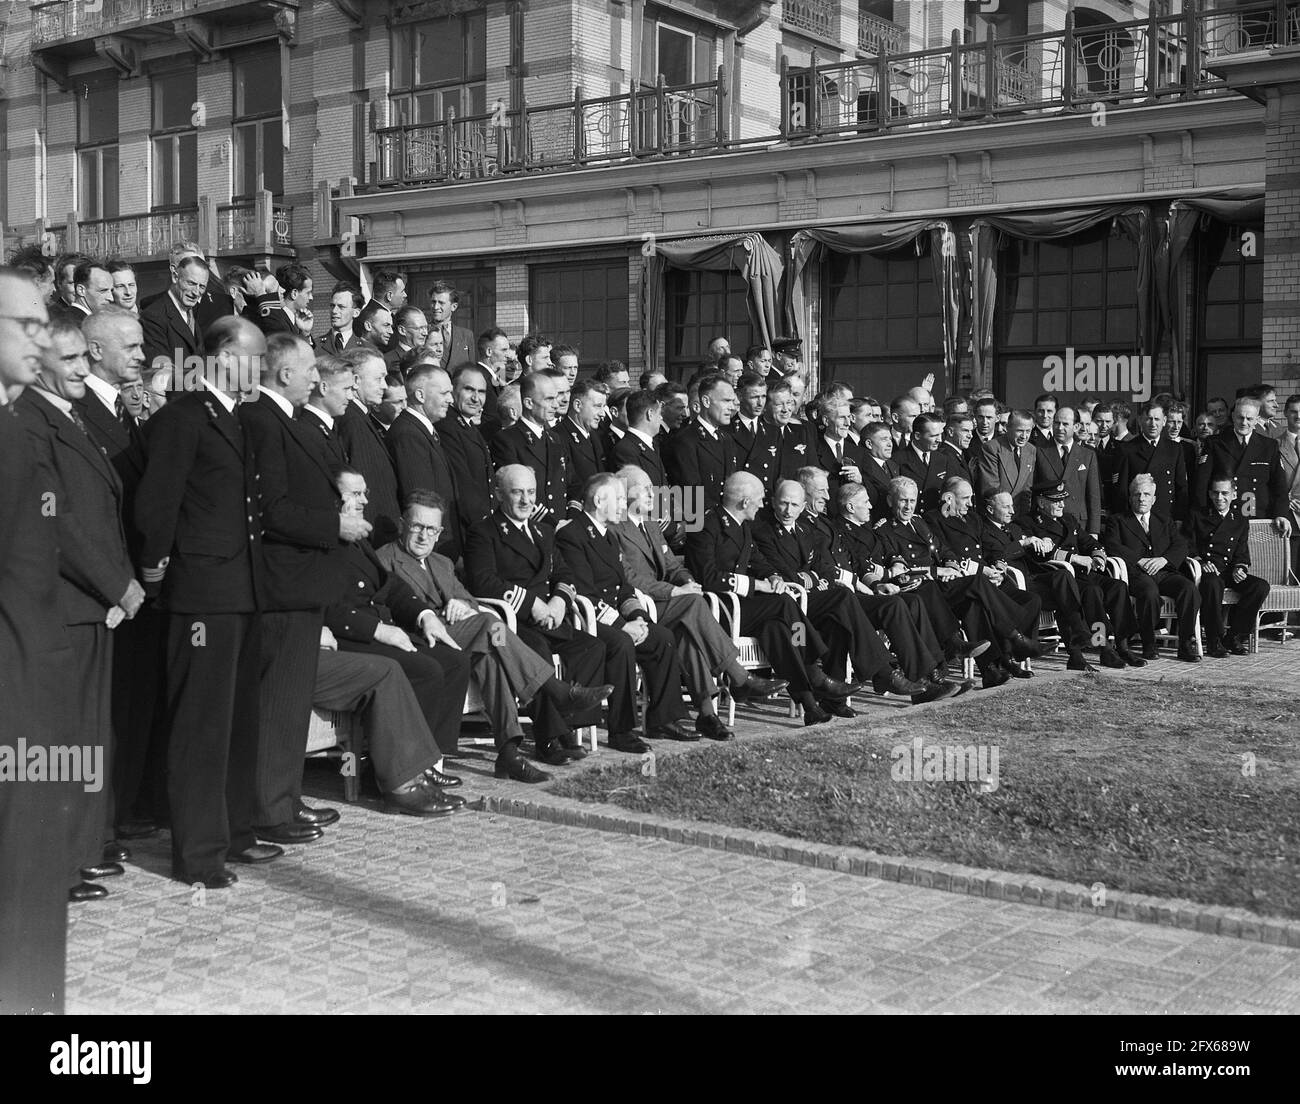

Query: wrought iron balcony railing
[31,0,295,47]
[218,200,294,253]
[783,0,836,41]
[858,10,908,57]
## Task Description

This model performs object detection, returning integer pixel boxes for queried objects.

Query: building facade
[3,0,1297,410]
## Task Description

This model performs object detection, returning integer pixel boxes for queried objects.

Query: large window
[531,261,630,369]
[665,269,752,377]
[152,68,198,209]
[995,227,1141,408]
[232,50,283,197]
[1198,225,1263,410]
[390,11,487,125]
[821,248,944,399]
[77,76,119,220]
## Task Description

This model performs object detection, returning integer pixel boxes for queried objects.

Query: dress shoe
[801,701,833,726]
[811,674,864,699]
[494,753,552,783]
[817,698,857,718]
[228,844,284,864]
[559,681,615,717]
[647,721,700,742]
[981,665,1011,690]
[1009,631,1047,660]
[535,744,574,767]
[1009,665,1034,679]
[80,862,124,880]
[385,775,459,815]
[69,881,108,902]
[254,822,324,845]
[1118,648,1147,668]
[695,713,735,741]
[948,632,992,661]
[1176,642,1201,663]
[911,679,959,705]
[1222,634,1248,656]
[115,819,158,840]
[102,842,130,864]
[872,669,929,697]
[201,870,239,890]
[1141,644,1160,660]
[731,675,788,702]
[558,740,589,761]
[608,731,651,754]
[1206,641,1228,659]
[1098,647,1127,669]
[294,800,340,827]
[424,766,463,787]
[1066,649,1096,672]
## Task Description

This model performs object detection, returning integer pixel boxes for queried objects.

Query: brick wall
[496,261,530,336]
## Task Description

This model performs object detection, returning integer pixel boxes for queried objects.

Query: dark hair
[7,244,54,280]
[73,258,110,287]
[744,344,768,364]
[331,282,363,310]
[372,270,405,301]
[428,280,460,305]
[394,305,426,331]
[1032,392,1059,408]
[593,359,627,382]
[653,380,686,403]
[403,489,447,515]
[551,342,577,363]
[54,252,89,279]
[625,390,661,426]
[696,372,730,401]
[517,333,551,361]
[477,326,508,356]
[736,371,766,393]
[357,301,391,332]
[106,260,134,275]
[572,378,610,402]
[451,364,488,388]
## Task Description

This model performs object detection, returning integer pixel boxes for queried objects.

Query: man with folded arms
[1187,476,1270,658]
[373,485,609,778]
[613,465,786,740]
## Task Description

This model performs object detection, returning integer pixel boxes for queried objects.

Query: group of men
[3,243,1298,1015]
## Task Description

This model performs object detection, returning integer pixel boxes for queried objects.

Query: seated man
[556,473,695,744]
[796,467,965,702]
[1023,480,1143,668]
[1103,473,1201,662]
[373,486,611,779]
[685,472,857,726]
[464,465,641,754]
[753,479,930,709]
[1187,475,1271,657]
[883,476,1045,689]
[612,465,787,740]
[977,488,1099,672]
[313,626,463,817]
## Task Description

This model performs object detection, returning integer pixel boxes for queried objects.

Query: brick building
[3,0,1298,410]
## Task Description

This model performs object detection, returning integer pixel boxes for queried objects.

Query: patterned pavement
[68,798,1300,1015]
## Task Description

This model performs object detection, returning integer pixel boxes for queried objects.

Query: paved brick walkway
[68,805,1300,1014]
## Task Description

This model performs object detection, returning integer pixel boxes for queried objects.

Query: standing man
[1279,394,1300,567]
[560,378,610,512]
[439,364,497,533]
[1193,396,1292,539]
[356,301,394,352]
[1116,401,1188,522]
[1032,405,1102,538]
[337,346,402,548]
[490,370,570,523]
[141,254,208,374]
[977,410,1037,517]
[245,263,316,349]
[428,281,474,371]
[666,373,741,511]
[385,306,429,372]
[108,262,139,315]
[731,371,779,495]
[1029,393,1057,451]
[387,363,462,560]
[325,283,366,354]
[474,326,511,425]
[893,411,950,513]
[136,316,276,888]
[297,356,353,466]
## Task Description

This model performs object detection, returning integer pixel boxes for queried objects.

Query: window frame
[76,75,120,221]
[151,66,199,211]
[231,50,284,199]
[389,11,488,125]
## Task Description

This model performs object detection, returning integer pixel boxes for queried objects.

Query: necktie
[1061,446,1069,464]
[334,332,345,354]
[68,405,91,438]
[835,440,843,463]
[429,425,440,446]
[114,395,128,425]
[520,523,534,546]
[1013,446,1021,465]
[1139,515,1149,533]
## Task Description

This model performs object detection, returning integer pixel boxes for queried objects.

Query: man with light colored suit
[977,410,1037,518]
[428,281,475,372]
[612,466,786,741]
[1031,406,1102,537]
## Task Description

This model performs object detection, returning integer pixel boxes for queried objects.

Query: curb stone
[482,792,1300,947]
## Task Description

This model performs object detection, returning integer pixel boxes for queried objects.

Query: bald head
[722,471,763,507]
[494,463,538,521]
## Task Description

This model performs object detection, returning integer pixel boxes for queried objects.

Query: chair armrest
[710,591,742,644]
[1004,565,1027,590]
[1041,560,1076,576]
[571,594,598,636]
[1183,557,1203,584]
[474,597,517,633]
[633,588,657,622]
[783,582,809,613]
[1106,556,1129,584]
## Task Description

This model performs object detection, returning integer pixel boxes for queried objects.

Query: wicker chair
[1220,519,1300,651]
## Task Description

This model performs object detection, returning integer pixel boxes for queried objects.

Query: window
[821,248,944,399]
[665,269,752,376]
[77,76,119,220]
[152,68,198,209]
[1198,225,1263,410]
[232,50,283,197]
[531,261,630,368]
[390,11,487,125]
[995,226,1141,408]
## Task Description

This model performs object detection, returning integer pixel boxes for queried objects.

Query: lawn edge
[483,791,1300,946]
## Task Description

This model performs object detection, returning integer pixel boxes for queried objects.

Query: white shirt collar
[304,403,334,430]
[478,361,502,387]
[351,397,369,415]
[35,386,72,416]
[522,415,547,439]
[408,407,435,434]
[697,417,718,439]
[258,385,295,419]
[627,425,655,448]
[168,289,191,318]
[739,414,759,433]
[566,414,588,439]
[204,378,237,413]
[585,510,607,537]
[83,372,119,415]
[723,506,747,528]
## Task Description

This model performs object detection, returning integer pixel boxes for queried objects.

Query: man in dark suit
[241,333,368,845]
[610,389,668,481]
[1104,473,1201,661]
[938,413,975,489]
[894,411,953,514]
[859,421,901,518]
[1193,396,1292,538]
[753,479,929,705]
[1032,405,1103,538]
[1188,475,1271,657]
[666,373,741,512]
[811,396,867,501]
[337,347,402,547]
[138,242,235,332]
[140,254,208,374]
[0,269,74,1012]
[614,466,786,739]
[560,379,610,512]
[323,283,367,356]
[463,464,633,752]
[428,281,475,372]
[387,363,462,560]
[731,371,780,494]
[490,370,569,523]
[1029,393,1057,451]
[970,396,1000,460]
[474,327,512,426]
[763,376,815,483]
[297,355,353,466]
[382,306,428,373]
[555,473,694,744]
[438,364,497,539]
[356,301,394,352]
[1116,401,1188,522]
[244,263,316,350]
[1091,402,1125,512]
[977,410,1037,517]
[17,321,143,901]
[136,316,277,887]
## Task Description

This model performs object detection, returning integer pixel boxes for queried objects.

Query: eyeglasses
[0,316,50,337]
[406,523,442,536]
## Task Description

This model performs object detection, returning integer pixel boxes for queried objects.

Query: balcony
[783,0,836,42]
[858,11,907,57]
[217,198,294,255]
[71,209,199,261]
